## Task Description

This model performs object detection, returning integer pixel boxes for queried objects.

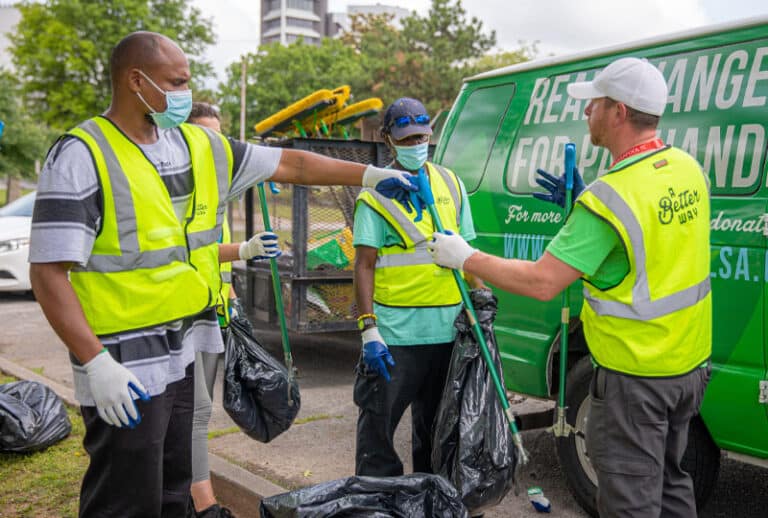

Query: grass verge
[0,377,87,518]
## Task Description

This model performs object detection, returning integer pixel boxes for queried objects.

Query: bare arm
[29,262,103,364]
[354,245,378,318]
[270,149,367,186]
[218,243,240,263]
[462,251,583,301]
[217,244,239,297]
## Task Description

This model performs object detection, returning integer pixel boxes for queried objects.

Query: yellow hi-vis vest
[217,217,233,327]
[67,117,233,335]
[577,146,712,376]
[355,162,463,307]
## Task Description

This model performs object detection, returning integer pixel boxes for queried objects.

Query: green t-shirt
[546,204,629,289]
[353,177,476,346]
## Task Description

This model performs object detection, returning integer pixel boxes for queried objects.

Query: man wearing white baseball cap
[428,57,712,517]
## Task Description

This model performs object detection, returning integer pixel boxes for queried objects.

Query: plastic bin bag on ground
[0,380,71,453]
[259,473,469,518]
[431,289,517,514]
[223,315,300,443]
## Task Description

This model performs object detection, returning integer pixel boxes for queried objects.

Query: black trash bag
[431,289,517,514]
[223,315,300,443]
[259,473,469,518]
[0,380,71,453]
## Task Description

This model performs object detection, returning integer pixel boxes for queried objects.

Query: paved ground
[2,292,768,517]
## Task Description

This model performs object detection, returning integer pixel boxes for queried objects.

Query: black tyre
[555,356,721,517]
[555,356,599,517]
[682,414,721,511]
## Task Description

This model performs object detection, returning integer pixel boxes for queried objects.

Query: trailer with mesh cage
[233,138,435,333]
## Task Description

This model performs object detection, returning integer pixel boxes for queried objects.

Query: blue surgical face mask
[136,70,193,129]
[393,142,429,171]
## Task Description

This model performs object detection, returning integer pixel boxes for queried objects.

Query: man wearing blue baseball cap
[352,97,482,476]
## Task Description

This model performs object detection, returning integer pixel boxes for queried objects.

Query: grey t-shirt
[29,124,282,405]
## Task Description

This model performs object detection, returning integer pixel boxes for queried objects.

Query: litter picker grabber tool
[257,181,296,403]
[415,168,529,465]
[549,143,577,438]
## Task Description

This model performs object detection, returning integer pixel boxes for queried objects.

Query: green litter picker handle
[415,168,529,464]
[257,182,295,396]
[552,142,577,437]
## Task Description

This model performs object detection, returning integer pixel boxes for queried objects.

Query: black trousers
[354,342,454,476]
[79,363,195,518]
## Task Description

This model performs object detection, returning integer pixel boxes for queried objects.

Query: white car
[0,191,35,292]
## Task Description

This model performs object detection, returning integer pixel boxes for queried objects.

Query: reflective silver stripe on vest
[365,163,462,245]
[221,271,232,283]
[199,126,230,229]
[365,189,425,245]
[74,119,189,273]
[75,247,189,273]
[188,227,223,250]
[582,181,711,320]
[375,244,433,268]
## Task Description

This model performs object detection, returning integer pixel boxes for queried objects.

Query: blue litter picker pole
[550,143,577,438]
[257,182,295,400]
[416,168,529,465]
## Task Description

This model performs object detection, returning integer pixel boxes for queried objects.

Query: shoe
[196,503,236,518]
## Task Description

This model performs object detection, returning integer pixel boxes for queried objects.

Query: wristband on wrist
[357,313,377,331]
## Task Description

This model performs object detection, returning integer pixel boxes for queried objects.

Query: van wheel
[555,356,599,517]
[555,357,721,517]
[682,415,721,511]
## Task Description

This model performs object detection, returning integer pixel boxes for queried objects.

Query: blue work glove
[361,327,395,382]
[239,231,281,260]
[362,165,418,208]
[533,167,585,207]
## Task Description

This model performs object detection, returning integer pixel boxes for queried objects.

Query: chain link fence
[235,138,433,333]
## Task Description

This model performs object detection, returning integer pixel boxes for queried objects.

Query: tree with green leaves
[473,45,539,74]
[339,12,422,110]
[0,71,56,200]
[399,0,496,113]
[340,0,502,116]
[10,0,216,132]
[218,38,364,139]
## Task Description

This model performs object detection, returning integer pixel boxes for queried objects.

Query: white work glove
[83,350,150,428]
[361,165,418,202]
[239,231,281,260]
[428,231,478,270]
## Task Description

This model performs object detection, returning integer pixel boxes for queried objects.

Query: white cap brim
[567,81,604,100]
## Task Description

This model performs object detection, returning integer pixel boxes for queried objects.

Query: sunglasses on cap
[389,114,430,128]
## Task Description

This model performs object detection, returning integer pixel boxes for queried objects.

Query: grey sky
[193,0,768,86]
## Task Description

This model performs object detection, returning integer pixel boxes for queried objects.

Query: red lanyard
[611,138,665,168]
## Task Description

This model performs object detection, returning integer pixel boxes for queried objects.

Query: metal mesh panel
[236,138,430,333]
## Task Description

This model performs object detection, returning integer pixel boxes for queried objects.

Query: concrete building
[0,4,21,71]
[261,0,329,46]
[259,1,410,46]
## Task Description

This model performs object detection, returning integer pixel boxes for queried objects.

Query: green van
[433,16,768,516]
